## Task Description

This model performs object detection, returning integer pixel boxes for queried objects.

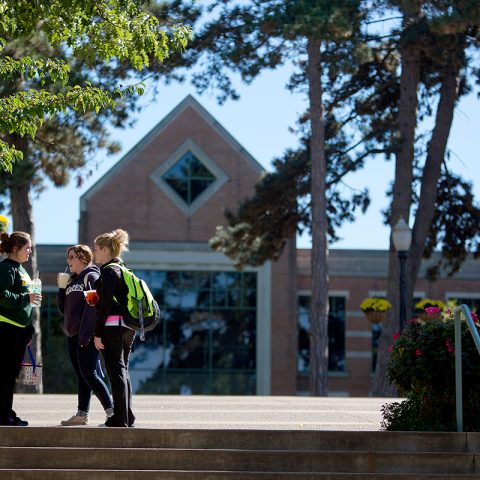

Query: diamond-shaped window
[151,140,229,216]
[162,151,216,206]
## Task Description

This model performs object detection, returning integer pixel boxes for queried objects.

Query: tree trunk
[7,135,43,394]
[307,37,329,396]
[408,50,461,289]
[371,35,421,396]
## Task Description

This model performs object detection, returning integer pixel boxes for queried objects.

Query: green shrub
[382,312,480,431]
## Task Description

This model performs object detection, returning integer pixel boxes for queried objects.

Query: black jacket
[94,257,129,338]
[57,265,100,346]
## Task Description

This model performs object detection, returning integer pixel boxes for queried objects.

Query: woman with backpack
[57,244,113,426]
[93,229,136,427]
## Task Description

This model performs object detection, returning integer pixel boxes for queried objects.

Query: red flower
[392,332,401,342]
[415,349,422,357]
[445,339,454,353]
[471,311,478,324]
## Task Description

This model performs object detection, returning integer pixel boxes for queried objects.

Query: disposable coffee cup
[84,289,99,306]
[57,272,70,289]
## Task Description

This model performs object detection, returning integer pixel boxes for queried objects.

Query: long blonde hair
[94,229,129,258]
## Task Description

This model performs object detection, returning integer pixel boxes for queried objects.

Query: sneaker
[60,415,88,426]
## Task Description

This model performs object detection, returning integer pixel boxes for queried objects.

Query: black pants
[101,327,135,427]
[66,336,113,413]
[0,322,31,424]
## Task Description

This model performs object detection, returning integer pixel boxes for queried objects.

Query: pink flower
[471,311,478,324]
[388,345,393,353]
[445,339,454,353]
[415,349,422,357]
[392,332,401,342]
[425,307,441,315]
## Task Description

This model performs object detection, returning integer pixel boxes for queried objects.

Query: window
[446,296,480,313]
[40,293,77,393]
[162,151,216,205]
[297,295,346,373]
[130,270,257,395]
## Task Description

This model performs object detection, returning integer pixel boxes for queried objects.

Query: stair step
[1,428,479,453]
[0,447,476,474]
[0,470,479,480]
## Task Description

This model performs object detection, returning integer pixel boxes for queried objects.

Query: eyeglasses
[67,255,78,260]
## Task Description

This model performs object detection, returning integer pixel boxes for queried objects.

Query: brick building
[37,96,480,396]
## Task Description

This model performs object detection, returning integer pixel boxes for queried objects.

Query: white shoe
[60,414,88,426]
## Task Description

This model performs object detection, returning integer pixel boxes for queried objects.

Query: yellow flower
[360,297,392,312]
[0,215,9,234]
[414,298,446,311]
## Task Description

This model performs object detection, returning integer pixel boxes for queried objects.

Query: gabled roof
[80,95,264,211]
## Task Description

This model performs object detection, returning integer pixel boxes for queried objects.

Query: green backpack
[107,263,160,341]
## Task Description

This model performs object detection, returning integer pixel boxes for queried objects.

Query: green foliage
[0,1,191,67]
[383,313,480,431]
[423,172,480,279]
[0,85,116,136]
[0,0,192,172]
[202,1,480,275]
[0,138,22,172]
[209,141,370,267]
[0,56,69,84]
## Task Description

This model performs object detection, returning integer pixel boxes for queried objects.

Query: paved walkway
[13,394,399,430]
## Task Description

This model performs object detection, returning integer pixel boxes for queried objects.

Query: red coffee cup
[84,289,99,306]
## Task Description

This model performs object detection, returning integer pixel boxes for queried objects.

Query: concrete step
[1,428,479,478]
[0,447,477,474]
[0,471,479,480]
[1,428,479,453]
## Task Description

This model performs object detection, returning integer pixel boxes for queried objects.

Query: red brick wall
[78,99,299,395]
[297,253,480,396]
[80,105,261,243]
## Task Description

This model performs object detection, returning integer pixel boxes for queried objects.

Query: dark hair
[0,231,31,255]
[95,229,129,258]
[67,245,93,265]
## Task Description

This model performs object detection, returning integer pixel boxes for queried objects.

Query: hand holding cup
[84,289,99,306]
[57,272,70,289]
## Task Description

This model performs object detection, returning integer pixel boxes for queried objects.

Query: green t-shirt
[0,258,33,327]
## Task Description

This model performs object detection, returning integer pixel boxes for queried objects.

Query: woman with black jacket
[57,245,113,426]
[93,229,135,428]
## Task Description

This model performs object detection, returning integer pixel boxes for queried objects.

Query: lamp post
[392,217,412,332]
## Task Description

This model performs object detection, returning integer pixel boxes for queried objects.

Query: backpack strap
[84,272,93,289]
[104,262,128,306]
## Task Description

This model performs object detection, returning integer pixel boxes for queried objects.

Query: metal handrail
[454,304,480,432]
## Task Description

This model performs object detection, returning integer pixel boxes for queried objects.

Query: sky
[30,65,479,250]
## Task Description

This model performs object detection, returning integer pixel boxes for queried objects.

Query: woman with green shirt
[0,231,42,426]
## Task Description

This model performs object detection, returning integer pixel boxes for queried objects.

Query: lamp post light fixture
[392,217,412,332]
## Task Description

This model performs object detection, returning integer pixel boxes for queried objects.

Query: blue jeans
[66,336,113,413]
